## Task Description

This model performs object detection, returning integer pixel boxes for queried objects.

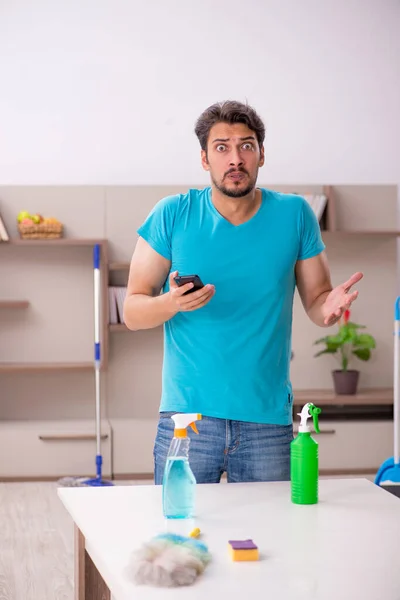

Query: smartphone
[174,274,204,295]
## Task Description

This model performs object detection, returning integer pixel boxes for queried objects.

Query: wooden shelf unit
[0,185,397,480]
[322,230,400,237]
[109,323,129,332]
[109,262,130,271]
[5,238,106,246]
[0,300,30,309]
[0,362,93,373]
[107,261,130,332]
[0,238,109,372]
[293,387,393,406]
[317,186,400,235]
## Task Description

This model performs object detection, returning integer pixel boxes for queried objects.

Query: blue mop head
[57,476,113,487]
[81,477,113,487]
[375,457,400,486]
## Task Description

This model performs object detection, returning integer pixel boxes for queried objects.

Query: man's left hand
[322,271,363,326]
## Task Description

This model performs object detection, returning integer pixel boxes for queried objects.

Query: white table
[58,479,400,600]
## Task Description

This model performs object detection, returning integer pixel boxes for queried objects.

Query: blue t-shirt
[137,187,325,425]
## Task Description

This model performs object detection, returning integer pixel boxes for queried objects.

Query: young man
[123,100,363,484]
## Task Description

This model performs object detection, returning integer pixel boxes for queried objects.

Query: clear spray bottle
[162,413,202,519]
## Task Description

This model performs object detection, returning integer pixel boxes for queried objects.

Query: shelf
[0,300,30,309]
[109,323,129,332]
[0,362,94,373]
[2,239,106,247]
[322,230,400,237]
[293,387,393,406]
[109,262,130,271]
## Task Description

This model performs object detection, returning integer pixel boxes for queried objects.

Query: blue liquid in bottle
[163,454,196,519]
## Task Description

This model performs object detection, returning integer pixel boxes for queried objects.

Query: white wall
[0,0,399,186]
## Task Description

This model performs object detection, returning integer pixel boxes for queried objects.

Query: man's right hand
[168,271,215,313]
[124,238,215,330]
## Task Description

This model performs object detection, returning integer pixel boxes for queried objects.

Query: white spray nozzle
[171,413,202,437]
[297,403,321,433]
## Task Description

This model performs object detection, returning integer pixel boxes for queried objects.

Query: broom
[374,296,400,497]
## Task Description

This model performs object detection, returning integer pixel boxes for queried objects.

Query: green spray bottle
[291,402,322,505]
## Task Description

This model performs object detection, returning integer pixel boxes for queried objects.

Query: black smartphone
[174,274,204,295]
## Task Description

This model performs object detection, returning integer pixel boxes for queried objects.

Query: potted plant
[313,309,376,395]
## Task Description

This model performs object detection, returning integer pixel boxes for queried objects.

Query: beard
[211,168,258,199]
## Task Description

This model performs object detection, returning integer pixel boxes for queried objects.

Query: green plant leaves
[314,334,341,346]
[314,347,339,357]
[352,348,371,361]
[313,319,376,368]
[353,333,376,349]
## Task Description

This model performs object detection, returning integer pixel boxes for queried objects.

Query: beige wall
[291,236,397,390]
[0,184,397,474]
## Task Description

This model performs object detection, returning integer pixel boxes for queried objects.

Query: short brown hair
[194,100,265,151]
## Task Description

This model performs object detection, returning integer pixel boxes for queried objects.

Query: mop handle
[394,296,400,465]
[94,244,101,364]
[93,245,102,463]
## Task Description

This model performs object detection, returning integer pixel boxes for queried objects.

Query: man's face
[201,122,264,198]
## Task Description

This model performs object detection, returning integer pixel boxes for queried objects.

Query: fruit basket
[17,211,63,240]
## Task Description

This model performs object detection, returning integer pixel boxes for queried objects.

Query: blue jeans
[154,412,293,484]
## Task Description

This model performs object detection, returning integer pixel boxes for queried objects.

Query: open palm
[322,272,363,326]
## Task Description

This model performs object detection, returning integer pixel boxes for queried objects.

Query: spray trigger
[190,422,199,434]
[298,402,321,433]
[310,404,321,433]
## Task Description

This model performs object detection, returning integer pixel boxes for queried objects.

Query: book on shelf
[108,286,127,324]
[0,211,10,241]
[302,193,328,222]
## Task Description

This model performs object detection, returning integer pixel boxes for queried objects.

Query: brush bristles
[127,536,211,587]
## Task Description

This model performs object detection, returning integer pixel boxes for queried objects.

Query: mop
[374,295,400,497]
[58,244,113,487]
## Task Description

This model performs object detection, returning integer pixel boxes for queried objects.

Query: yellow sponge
[228,539,259,561]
